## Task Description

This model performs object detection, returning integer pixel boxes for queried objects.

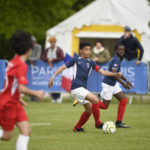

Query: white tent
[46,0,150,62]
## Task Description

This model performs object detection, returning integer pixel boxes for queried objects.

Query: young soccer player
[99,43,133,128]
[48,42,121,132]
[0,30,44,150]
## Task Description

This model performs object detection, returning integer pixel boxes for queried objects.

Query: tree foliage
[0,0,94,59]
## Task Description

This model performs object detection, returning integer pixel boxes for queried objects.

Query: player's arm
[18,85,44,99]
[112,69,130,90]
[98,68,121,78]
[48,65,66,88]
[121,74,133,88]
[20,98,28,107]
[17,65,44,99]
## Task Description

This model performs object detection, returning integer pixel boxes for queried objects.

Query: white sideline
[30,123,51,126]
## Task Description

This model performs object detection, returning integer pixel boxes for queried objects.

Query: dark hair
[10,30,33,55]
[95,40,104,46]
[115,43,125,50]
[79,42,91,50]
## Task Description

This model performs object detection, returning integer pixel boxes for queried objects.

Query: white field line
[30,122,51,126]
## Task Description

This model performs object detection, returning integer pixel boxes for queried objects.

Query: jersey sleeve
[91,60,100,72]
[112,59,120,71]
[16,64,28,85]
[65,58,76,68]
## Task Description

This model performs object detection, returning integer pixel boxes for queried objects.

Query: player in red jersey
[0,30,44,150]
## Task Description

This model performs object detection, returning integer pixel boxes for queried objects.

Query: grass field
[0,96,150,150]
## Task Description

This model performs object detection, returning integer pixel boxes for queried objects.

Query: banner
[0,59,148,94]
[26,60,65,92]
[87,61,148,94]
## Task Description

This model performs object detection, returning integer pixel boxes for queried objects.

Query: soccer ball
[102,121,116,134]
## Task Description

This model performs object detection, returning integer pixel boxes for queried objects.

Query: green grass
[0,97,150,150]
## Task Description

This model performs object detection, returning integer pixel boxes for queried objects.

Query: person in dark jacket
[42,36,64,103]
[118,26,144,65]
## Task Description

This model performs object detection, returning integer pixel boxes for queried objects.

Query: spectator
[118,26,144,65]
[42,36,64,103]
[91,40,111,64]
[42,36,64,68]
[27,36,42,66]
[27,36,42,102]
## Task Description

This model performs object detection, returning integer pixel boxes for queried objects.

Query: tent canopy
[46,0,150,62]
[47,0,150,35]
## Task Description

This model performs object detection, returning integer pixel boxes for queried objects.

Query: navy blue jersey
[103,54,122,86]
[65,56,100,90]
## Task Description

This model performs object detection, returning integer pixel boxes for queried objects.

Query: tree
[0,0,94,59]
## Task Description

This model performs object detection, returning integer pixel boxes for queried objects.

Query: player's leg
[0,108,15,141]
[71,87,102,130]
[71,88,92,132]
[73,102,92,132]
[100,82,114,109]
[16,121,31,150]
[100,99,110,108]
[85,92,98,104]
[85,92,103,128]
[15,104,31,150]
[113,83,129,128]
[0,130,13,141]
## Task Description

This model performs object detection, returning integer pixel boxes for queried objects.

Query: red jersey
[0,55,28,109]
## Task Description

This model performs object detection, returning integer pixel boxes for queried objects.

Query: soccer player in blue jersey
[48,42,121,132]
[100,43,133,128]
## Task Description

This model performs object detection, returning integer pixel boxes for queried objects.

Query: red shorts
[0,103,28,131]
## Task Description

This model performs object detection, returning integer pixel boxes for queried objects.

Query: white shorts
[71,87,90,105]
[100,82,122,100]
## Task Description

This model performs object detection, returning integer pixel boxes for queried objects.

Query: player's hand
[136,60,141,65]
[126,81,134,88]
[20,99,28,107]
[122,83,130,90]
[36,90,44,99]
[48,78,54,88]
[93,57,99,62]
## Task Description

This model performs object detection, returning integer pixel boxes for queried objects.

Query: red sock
[98,101,108,109]
[75,111,91,129]
[117,98,128,121]
[92,103,101,126]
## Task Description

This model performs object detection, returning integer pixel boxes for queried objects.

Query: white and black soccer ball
[102,121,116,134]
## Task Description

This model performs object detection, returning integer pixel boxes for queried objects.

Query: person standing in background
[42,36,64,103]
[27,36,42,102]
[91,40,111,64]
[27,36,42,66]
[42,37,64,68]
[118,26,144,65]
